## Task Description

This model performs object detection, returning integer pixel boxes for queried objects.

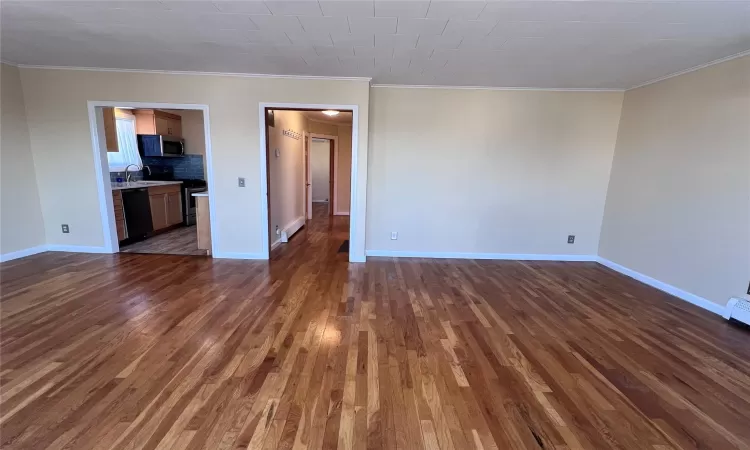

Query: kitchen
[102,107,211,256]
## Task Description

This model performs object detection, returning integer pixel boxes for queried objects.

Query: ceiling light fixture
[321,110,340,116]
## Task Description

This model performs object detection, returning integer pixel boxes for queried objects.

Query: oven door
[184,187,206,225]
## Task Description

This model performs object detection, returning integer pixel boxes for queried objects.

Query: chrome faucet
[124,164,141,183]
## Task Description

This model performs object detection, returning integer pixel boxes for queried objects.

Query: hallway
[1,214,749,448]
[271,202,349,262]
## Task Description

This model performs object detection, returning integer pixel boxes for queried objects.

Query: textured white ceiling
[2,1,749,89]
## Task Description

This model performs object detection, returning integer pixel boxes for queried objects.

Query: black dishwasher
[121,188,153,240]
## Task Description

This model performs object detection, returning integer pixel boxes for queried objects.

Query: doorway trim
[259,102,361,262]
[306,133,338,219]
[86,101,217,255]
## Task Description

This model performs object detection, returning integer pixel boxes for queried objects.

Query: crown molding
[370,84,625,92]
[628,49,750,91]
[14,64,373,82]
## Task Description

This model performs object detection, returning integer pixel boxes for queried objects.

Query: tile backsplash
[109,155,204,181]
[142,155,205,180]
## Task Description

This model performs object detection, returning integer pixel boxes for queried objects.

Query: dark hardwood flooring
[1,208,748,449]
[120,225,207,257]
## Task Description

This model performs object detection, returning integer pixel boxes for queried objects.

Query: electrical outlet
[391,232,398,240]
[238,177,245,187]
[61,224,70,234]
[567,235,575,244]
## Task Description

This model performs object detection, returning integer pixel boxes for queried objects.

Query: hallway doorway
[263,107,353,256]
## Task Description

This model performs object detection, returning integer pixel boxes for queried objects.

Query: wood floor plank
[2,203,749,449]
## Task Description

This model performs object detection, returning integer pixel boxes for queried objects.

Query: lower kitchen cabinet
[148,185,183,231]
[149,193,169,230]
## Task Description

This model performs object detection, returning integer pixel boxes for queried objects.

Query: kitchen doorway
[87,101,216,257]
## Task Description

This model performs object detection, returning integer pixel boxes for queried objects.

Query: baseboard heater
[723,297,750,325]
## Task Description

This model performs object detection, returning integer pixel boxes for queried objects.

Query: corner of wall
[0,63,47,258]
[596,91,627,258]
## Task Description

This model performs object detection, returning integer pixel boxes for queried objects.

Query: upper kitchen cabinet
[133,109,182,138]
[102,107,119,152]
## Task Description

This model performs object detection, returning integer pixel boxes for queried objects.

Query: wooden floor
[120,225,207,257]
[1,209,749,449]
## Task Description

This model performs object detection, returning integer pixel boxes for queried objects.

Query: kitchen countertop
[111,180,183,191]
[192,191,209,197]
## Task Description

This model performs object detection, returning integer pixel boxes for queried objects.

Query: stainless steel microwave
[137,134,184,157]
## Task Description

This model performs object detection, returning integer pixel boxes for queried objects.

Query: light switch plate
[61,224,70,233]
[238,177,245,187]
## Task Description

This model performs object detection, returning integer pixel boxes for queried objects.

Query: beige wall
[0,63,46,256]
[268,110,306,243]
[18,68,369,259]
[367,87,624,256]
[336,124,352,214]
[600,56,750,307]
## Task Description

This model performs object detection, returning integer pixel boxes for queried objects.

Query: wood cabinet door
[116,220,127,241]
[149,193,168,230]
[155,116,170,135]
[134,110,157,134]
[170,118,182,138]
[102,107,119,152]
[167,192,183,225]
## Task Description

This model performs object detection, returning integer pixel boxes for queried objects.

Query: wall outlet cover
[238,177,245,187]
[567,235,575,244]
[61,224,70,233]
[391,232,398,240]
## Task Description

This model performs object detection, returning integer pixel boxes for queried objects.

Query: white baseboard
[1,244,113,263]
[212,251,266,260]
[280,216,305,243]
[364,250,597,261]
[0,245,48,262]
[270,239,281,250]
[596,257,725,317]
[46,245,111,254]
[334,210,350,216]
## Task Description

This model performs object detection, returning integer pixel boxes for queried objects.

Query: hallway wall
[336,124,352,215]
[268,110,306,246]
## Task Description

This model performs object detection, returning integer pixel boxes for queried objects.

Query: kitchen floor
[119,225,207,256]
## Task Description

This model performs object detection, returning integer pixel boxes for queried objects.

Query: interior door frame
[86,101,217,256]
[259,102,361,262]
[306,133,338,219]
